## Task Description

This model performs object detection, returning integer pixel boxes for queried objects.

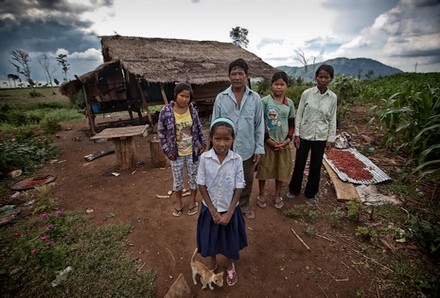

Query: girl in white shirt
[196,117,247,287]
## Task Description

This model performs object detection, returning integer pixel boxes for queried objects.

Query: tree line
[4,50,70,89]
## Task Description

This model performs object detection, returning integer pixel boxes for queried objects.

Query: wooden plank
[83,146,115,161]
[90,124,148,140]
[323,159,359,201]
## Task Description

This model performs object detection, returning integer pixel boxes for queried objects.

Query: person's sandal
[172,207,183,217]
[256,196,267,209]
[242,209,255,220]
[187,202,199,216]
[226,263,238,286]
[274,197,284,209]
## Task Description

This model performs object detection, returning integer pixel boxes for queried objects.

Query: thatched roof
[100,35,278,84]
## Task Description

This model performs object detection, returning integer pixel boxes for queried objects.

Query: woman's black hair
[173,82,193,101]
[271,71,289,85]
[315,64,334,79]
[228,58,249,75]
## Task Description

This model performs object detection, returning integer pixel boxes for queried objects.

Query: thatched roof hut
[60,35,279,133]
[99,35,278,84]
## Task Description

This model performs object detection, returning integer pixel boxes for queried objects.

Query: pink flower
[13,232,21,239]
[45,239,55,247]
[54,210,64,217]
[39,213,49,220]
[39,235,47,241]
[31,248,40,255]
[45,224,54,231]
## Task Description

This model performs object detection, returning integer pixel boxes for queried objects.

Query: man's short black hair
[228,58,249,75]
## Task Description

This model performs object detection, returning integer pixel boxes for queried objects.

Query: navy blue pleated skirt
[197,204,248,260]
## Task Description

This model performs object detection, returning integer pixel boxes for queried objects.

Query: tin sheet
[324,148,391,185]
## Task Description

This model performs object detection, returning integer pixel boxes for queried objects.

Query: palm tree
[230,26,249,48]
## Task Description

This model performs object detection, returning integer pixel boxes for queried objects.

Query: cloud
[0,0,111,81]
[322,0,400,36]
[333,0,440,72]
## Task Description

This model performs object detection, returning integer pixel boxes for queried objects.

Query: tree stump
[113,137,136,170]
[149,134,168,168]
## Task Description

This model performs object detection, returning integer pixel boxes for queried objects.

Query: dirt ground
[40,114,383,297]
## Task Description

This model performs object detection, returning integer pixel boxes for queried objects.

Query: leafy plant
[378,85,440,182]
[284,204,318,222]
[330,207,345,228]
[0,135,58,174]
[303,225,316,236]
[355,226,376,241]
[346,200,361,221]
[407,218,440,256]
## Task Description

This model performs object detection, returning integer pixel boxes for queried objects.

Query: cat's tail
[191,247,198,263]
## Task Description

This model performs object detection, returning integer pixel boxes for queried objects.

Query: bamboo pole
[290,227,311,250]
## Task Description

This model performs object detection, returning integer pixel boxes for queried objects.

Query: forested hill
[278,57,403,80]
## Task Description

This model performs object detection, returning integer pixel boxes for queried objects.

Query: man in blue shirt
[212,58,265,219]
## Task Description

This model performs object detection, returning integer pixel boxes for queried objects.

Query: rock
[8,170,22,178]
[361,134,373,144]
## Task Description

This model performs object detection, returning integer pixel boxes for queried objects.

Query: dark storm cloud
[413,0,439,7]
[393,48,440,59]
[0,0,114,81]
[0,0,113,16]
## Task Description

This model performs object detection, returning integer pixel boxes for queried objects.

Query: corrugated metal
[324,148,392,185]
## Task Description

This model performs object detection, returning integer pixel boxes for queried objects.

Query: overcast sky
[1,0,439,83]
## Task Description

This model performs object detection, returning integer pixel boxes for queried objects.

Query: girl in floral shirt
[158,82,207,216]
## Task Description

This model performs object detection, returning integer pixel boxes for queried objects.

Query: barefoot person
[196,118,247,286]
[212,58,265,220]
[157,82,207,216]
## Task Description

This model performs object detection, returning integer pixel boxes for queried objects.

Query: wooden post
[135,78,153,124]
[160,83,169,105]
[76,75,96,135]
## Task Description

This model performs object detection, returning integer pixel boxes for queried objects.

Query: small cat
[190,248,224,290]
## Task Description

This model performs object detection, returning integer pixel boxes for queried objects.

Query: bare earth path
[46,116,375,297]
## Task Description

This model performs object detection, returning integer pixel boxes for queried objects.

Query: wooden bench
[91,125,149,170]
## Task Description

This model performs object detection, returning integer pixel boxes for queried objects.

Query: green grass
[0,86,69,105]
[284,204,318,223]
[0,190,155,297]
[0,87,155,297]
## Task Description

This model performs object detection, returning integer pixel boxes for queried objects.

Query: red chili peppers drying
[326,149,373,181]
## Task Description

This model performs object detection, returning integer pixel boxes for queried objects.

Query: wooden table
[91,125,149,170]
